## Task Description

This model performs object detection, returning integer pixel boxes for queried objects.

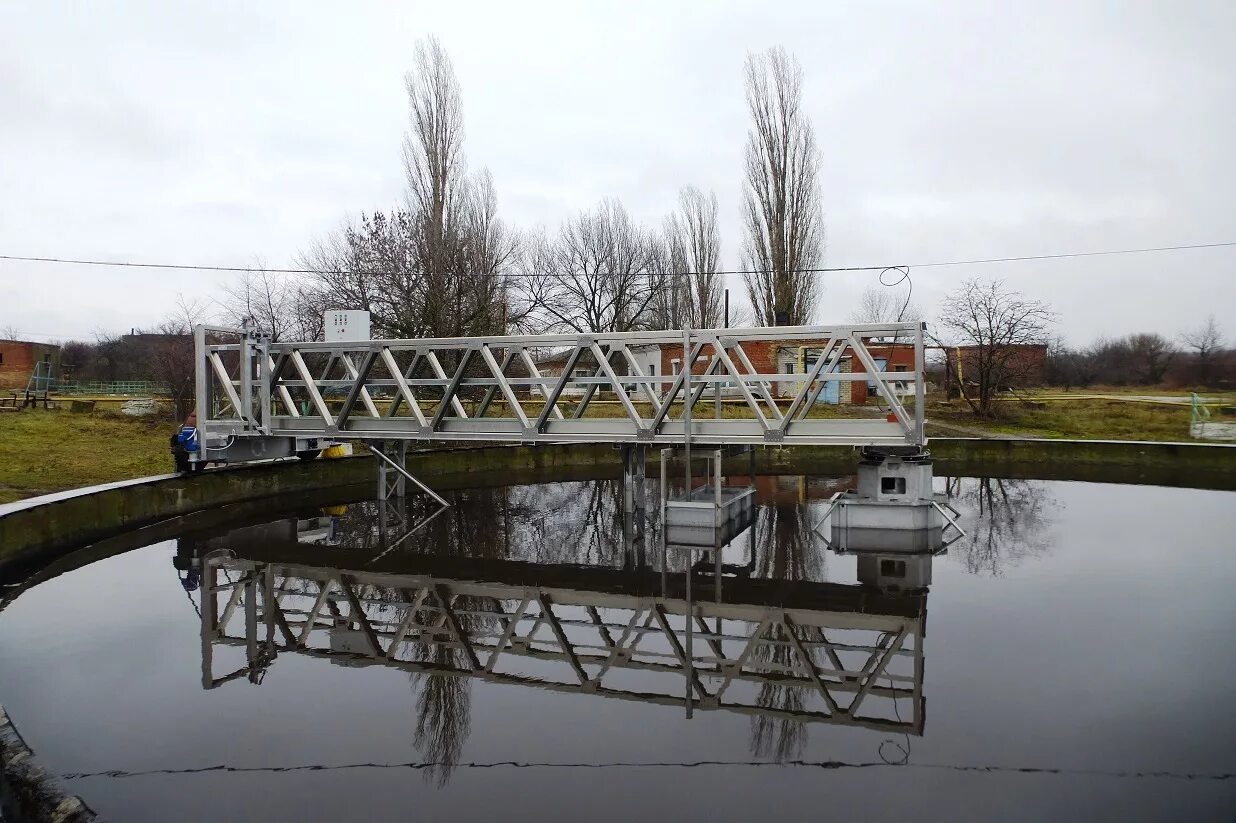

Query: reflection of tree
[945,477,1059,576]
[330,487,532,784]
[413,653,470,787]
[752,498,824,583]
[402,488,519,784]
[748,497,825,760]
[504,479,626,567]
[750,624,809,761]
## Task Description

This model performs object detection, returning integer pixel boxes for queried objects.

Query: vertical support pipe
[395,441,408,498]
[683,327,692,498]
[239,324,253,429]
[200,559,216,689]
[263,564,276,648]
[914,322,926,447]
[244,574,257,668]
[257,335,272,435]
[685,543,693,719]
[194,324,208,450]
[660,447,669,596]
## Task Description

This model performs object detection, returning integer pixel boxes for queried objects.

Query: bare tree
[518,199,662,334]
[741,47,823,327]
[847,286,921,325]
[936,279,1054,416]
[219,262,311,342]
[403,35,465,279]
[663,186,724,328]
[0,324,19,341]
[297,37,516,341]
[1181,314,1225,386]
[151,295,211,417]
[1125,333,1176,384]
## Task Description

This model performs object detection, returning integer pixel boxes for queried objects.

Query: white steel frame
[195,322,927,449]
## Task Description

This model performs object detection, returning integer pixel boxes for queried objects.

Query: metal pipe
[683,327,692,499]
[367,444,449,508]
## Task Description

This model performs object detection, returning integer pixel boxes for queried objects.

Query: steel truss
[194,322,927,451]
[201,555,925,734]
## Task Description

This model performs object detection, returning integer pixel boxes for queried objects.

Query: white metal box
[324,310,371,343]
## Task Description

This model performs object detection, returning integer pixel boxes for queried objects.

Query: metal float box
[829,454,953,553]
[664,484,756,547]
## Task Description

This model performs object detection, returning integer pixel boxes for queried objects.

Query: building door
[820,360,840,405]
[822,361,841,404]
[866,357,888,398]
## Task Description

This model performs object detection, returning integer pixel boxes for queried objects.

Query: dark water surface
[1,475,1234,822]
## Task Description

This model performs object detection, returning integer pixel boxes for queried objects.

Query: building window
[649,363,657,377]
[671,359,680,376]
[0,352,4,365]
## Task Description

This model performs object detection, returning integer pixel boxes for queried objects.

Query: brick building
[0,339,61,391]
[941,344,1048,397]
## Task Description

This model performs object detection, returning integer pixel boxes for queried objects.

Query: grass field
[0,410,171,504]
[927,398,1201,441]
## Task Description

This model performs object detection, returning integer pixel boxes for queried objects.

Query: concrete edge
[0,705,100,822]
[2,438,1233,578]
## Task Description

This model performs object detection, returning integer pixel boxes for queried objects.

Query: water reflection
[174,474,1058,786]
[941,477,1060,575]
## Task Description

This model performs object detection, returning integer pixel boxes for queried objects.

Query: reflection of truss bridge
[201,551,926,734]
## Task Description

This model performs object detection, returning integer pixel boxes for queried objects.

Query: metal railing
[55,380,172,396]
[195,322,928,448]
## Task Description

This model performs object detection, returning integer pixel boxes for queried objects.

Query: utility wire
[0,241,1232,280]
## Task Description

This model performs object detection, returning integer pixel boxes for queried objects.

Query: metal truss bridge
[193,322,927,457]
[197,536,927,734]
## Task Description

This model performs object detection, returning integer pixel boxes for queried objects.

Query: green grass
[0,409,171,503]
[927,398,1197,441]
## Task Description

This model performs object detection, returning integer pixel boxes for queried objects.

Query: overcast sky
[1,0,1233,344]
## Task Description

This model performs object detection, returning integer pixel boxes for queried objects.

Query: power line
[0,240,1232,280]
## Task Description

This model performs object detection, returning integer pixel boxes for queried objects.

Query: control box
[324,310,371,343]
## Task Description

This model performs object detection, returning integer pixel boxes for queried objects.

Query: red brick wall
[0,341,60,390]
[655,337,914,404]
[850,344,917,404]
[944,345,1047,394]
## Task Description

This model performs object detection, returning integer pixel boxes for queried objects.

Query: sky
[1,0,1233,345]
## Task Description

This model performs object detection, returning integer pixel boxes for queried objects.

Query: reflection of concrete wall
[0,704,98,820]
[5,439,1235,579]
